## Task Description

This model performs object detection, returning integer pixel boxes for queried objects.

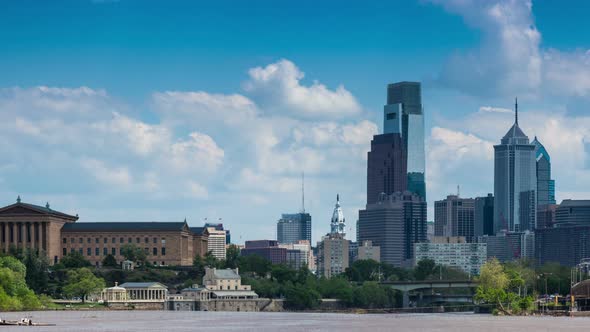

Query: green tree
[63,268,105,303]
[204,251,220,268]
[352,282,392,309]
[225,245,240,269]
[0,256,41,310]
[58,251,92,268]
[102,254,118,268]
[120,244,147,265]
[22,249,49,294]
[284,284,321,310]
[414,258,437,280]
[318,277,353,305]
[237,254,271,277]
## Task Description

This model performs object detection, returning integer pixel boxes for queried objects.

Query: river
[0,311,588,331]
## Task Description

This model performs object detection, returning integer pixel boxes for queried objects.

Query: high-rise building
[414,237,487,276]
[316,196,349,278]
[478,230,534,263]
[358,191,427,268]
[493,99,537,233]
[366,133,407,205]
[535,200,590,267]
[533,137,556,206]
[279,240,313,271]
[204,223,231,245]
[241,240,286,265]
[277,213,312,244]
[434,195,475,241]
[383,81,426,199]
[537,203,558,229]
[475,194,494,237]
[206,227,227,260]
[316,234,349,278]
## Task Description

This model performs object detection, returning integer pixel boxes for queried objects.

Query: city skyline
[1,0,590,244]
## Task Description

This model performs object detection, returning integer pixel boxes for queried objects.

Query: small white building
[414,237,487,276]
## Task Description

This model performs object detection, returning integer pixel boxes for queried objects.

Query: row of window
[63,237,166,245]
[63,247,166,257]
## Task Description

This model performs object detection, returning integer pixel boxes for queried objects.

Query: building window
[71,238,75,243]
[128,237,132,243]
[153,237,157,244]
[112,237,116,243]
[87,248,91,256]
[103,248,108,255]
[71,248,75,254]
[153,248,158,256]
[87,238,91,243]
[144,237,148,244]
[161,238,166,245]
[79,238,83,244]
[95,248,99,256]
[104,238,108,244]
[136,237,140,243]
[120,237,124,243]
[95,238,99,244]
[79,248,83,255]
[63,238,67,244]
[63,248,67,256]
[144,247,149,254]
[161,248,166,256]
[112,248,116,256]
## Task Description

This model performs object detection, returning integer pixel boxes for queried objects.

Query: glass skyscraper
[532,136,556,206]
[493,100,537,233]
[277,213,312,244]
[383,82,426,199]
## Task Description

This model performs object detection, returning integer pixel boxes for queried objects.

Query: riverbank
[1,311,590,332]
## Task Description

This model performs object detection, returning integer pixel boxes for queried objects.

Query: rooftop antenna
[457,185,460,197]
[301,172,305,213]
[515,97,518,125]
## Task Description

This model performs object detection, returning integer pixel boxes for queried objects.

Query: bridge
[380,280,478,308]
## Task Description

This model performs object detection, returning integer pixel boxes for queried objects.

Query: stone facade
[0,199,208,266]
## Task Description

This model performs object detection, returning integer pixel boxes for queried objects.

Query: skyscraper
[276,173,312,244]
[366,133,407,204]
[475,194,494,237]
[317,195,349,278]
[493,99,537,233]
[277,213,312,244]
[383,82,426,199]
[358,191,427,267]
[434,195,475,242]
[533,136,556,206]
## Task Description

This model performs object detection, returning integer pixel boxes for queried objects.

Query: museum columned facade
[0,198,209,266]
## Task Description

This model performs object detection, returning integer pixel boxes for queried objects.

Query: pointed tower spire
[515,97,518,125]
[16,195,21,203]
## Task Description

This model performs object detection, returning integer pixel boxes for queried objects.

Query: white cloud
[243,59,362,118]
[169,132,224,172]
[431,0,590,98]
[187,181,209,200]
[479,106,513,114]
[80,158,132,188]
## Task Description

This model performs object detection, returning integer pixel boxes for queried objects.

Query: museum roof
[62,221,188,232]
[0,198,78,221]
[119,282,168,289]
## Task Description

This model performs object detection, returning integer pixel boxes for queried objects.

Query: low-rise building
[414,236,487,276]
[241,240,286,265]
[357,240,380,262]
[102,282,169,310]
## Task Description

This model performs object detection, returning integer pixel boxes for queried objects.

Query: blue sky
[1,0,589,243]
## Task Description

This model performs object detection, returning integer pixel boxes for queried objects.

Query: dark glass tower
[475,194,494,236]
[277,213,312,244]
[366,133,407,204]
[383,82,426,200]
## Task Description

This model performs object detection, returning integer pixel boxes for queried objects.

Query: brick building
[0,198,208,266]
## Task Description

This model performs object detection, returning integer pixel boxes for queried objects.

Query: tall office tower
[205,227,227,260]
[358,191,427,268]
[204,222,231,245]
[366,133,407,204]
[475,194,494,237]
[383,82,426,199]
[276,174,312,244]
[493,99,537,233]
[277,213,312,244]
[533,137,556,206]
[434,195,475,242]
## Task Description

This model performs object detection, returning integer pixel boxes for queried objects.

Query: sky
[1,0,589,244]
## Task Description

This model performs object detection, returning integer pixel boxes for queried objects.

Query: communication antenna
[457,185,460,197]
[301,172,305,213]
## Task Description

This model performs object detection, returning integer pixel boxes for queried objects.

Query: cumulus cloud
[243,59,362,118]
[430,0,590,98]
